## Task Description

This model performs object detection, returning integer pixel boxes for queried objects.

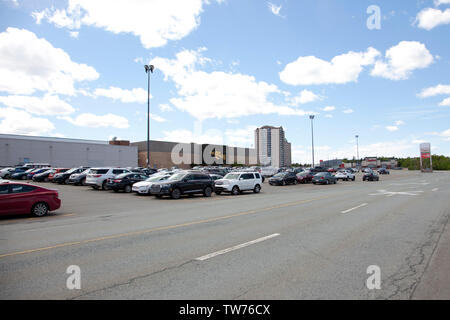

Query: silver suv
[86,168,130,190]
[214,172,262,195]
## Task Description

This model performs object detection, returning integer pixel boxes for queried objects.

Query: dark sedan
[32,169,55,182]
[378,168,390,175]
[312,172,337,185]
[106,173,149,193]
[27,168,50,180]
[268,172,298,186]
[363,170,380,181]
[68,168,91,185]
[11,168,35,180]
[53,167,89,184]
[296,171,314,184]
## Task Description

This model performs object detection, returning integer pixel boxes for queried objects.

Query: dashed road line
[341,203,368,214]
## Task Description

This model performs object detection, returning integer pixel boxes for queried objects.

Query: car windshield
[67,168,79,174]
[145,175,167,182]
[315,172,326,176]
[81,169,90,174]
[25,169,34,173]
[297,172,308,177]
[115,173,131,179]
[167,173,187,181]
[273,173,286,178]
[224,173,240,180]
[91,169,108,174]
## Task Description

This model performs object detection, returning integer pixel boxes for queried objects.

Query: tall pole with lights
[145,64,154,168]
[310,115,315,168]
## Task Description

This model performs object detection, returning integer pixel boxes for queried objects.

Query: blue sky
[0,0,449,163]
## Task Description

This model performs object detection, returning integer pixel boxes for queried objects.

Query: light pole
[310,115,315,168]
[355,135,359,170]
[145,64,154,168]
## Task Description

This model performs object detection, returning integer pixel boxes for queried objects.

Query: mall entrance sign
[419,143,432,172]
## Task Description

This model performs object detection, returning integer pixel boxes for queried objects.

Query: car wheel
[352,177,355,181]
[81,178,87,186]
[124,185,132,193]
[101,181,107,190]
[326,180,329,185]
[294,180,298,185]
[32,202,48,217]
[171,188,181,199]
[231,186,240,195]
[334,180,337,184]
[253,184,261,193]
[203,186,212,197]
[64,178,70,184]
[282,181,286,186]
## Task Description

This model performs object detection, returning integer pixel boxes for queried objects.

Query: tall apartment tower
[255,126,292,168]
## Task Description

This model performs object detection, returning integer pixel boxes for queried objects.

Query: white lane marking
[341,203,368,214]
[195,233,280,261]
[369,189,424,197]
[432,188,438,192]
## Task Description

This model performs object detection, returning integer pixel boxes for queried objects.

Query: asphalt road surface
[0,170,449,299]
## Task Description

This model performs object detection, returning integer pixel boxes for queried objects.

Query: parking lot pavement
[0,170,449,299]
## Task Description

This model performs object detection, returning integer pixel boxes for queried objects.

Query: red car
[0,182,61,217]
[48,168,69,182]
[296,171,314,183]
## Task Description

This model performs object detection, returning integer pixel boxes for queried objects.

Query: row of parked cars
[0,163,384,218]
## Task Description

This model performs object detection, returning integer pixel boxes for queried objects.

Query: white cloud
[94,87,148,103]
[0,94,74,115]
[290,89,322,105]
[149,113,166,123]
[279,47,380,85]
[415,8,450,30]
[435,0,450,5]
[386,125,399,132]
[61,113,129,128]
[371,41,434,80]
[439,97,450,106]
[267,2,283,17]
[0,107,55,135]
[418,84,450,97]
[412,139,427,144]
[322,106,336,112]
[159,104,174,112]
[151,48,311,120]
[343,108,354,114]
[0,27,99,96]
[33,0,220,49]
[69,31,79,38]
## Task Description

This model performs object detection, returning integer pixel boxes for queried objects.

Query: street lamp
[355,135,359,170]
[309,115,315,168]
[145,64,154,168]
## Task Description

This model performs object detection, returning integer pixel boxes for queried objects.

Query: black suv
[268,172,298,186]
[150,171,214,199]
[363,170,379,181]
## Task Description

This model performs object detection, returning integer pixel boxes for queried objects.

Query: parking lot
[0,170,449,299]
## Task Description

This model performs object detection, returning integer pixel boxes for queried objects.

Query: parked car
[53,167,89,184]
[150,171,214,199]
[214,172,262,195]
[260,167,279,177]
[335,170,355,181]
[296,171,314,183]
[27,168,50,180]
[327,167,338,173]
[86,168,130,190]
[48,168,69,182]
[106,172,149,193]
[310,166,328,174]
[68,168,91,186]
[0,182,61,217]
[378,168,390,175]
[11,168,35,180]
[32,169,55,182]
[132,174,171,195]
[268,172,298,186]
[1,167,28,179]
[312,172,337,185]
[363,170,379,181]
